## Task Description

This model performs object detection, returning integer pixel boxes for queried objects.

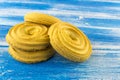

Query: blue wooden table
[0,0,120,80]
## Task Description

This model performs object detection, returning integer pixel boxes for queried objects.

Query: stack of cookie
[6,12,92,63]
[6,12,61,63]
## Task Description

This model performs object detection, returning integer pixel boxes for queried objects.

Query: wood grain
[0,0,120,80]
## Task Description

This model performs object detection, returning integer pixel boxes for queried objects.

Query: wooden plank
[0,0,120,80]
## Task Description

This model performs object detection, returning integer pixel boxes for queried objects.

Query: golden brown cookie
[6,22,49,51]
[8,46,55,63]
[24,12,61,26]
[48,22,92,62]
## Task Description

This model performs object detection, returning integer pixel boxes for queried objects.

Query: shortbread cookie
[6,22,49,51]
[8,46,55,63]
[24,12,61,26]
[48,22,92,62]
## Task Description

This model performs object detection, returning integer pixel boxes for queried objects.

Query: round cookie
[48,22,92,62]
[8,46,55,63]
[6,22,50,51]
[24,12,61,26]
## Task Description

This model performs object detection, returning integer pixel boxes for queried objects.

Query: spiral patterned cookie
[48,22,92,62]
[8,46,55,63]
[6,22,49,51]
[24,12,61,26]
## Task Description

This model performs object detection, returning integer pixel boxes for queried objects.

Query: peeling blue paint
[0,0,120,80]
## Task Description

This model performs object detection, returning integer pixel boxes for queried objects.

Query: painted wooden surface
[0,0,120,80]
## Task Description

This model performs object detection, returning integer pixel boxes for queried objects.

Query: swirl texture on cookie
[6,22,49,51]
[48,22,92,62]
